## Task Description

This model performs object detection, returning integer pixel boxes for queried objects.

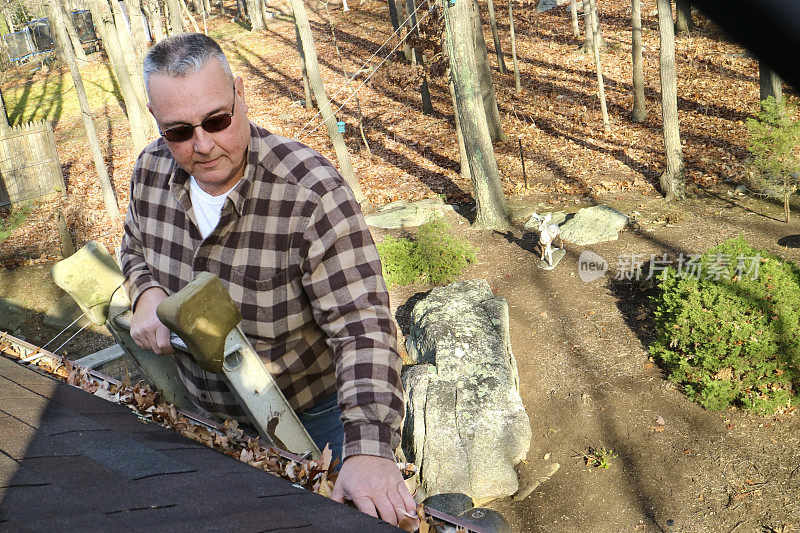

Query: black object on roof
[0,356,400,532]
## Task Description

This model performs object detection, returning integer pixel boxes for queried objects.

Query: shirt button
[201,393,208,399]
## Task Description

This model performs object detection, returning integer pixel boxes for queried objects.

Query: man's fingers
[351,496,379,520]
[387,490,410,527]
[154,326,174,355]
[396,477,417,514]
[373,496,399,526]
[330,483,345,504]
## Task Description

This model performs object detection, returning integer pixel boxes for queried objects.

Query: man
[121,33,416,527]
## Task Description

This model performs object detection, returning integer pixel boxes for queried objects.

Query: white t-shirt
[189,176,232,239]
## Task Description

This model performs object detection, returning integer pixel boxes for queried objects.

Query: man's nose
[192,127,215,154]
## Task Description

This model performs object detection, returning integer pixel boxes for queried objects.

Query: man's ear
[235,76,247,114]
[147,102,155,118]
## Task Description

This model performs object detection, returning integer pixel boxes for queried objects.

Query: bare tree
[404,0,433,114]
[0,87,10,129]
[486,0,506,74]
[759,62,783,107]
[447,68,470,184]
[294,23,313,109]
[509,0,520,93]
[143,0,166,41]
[657,0,685,200]
[165,0,184,33]
[589,0,609,132]
[287,0,364,202]
[60,3,88,65]
[87,0,153,152]
[472,0,505,142]
[570,0,579,37]
[246,0,264,30]
[630,0,647,122]
[45,0,120,218]
[674,0,693,35]
[443,0,510,229]
[580,0,604,53]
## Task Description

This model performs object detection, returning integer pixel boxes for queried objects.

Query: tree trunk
[388,0,400,30]
[288,0,364,202]
[759,62,783,107]
[580,0,604,53]
[444,0,510,229]
[657,0,685,201]
[471,0,505,142]
[87,0,150,152]
[784,188,790,223]
[674,0,693,35]
[60,3,88,65]
[145,0,166,41]
[0,87,10,129]
[204,0,211,15]
[404,0,433,115]
[509,0,520,93]
[246,0,263,30]
[294,22,313,109]
[570,0,579,38]
[180,0,201,32]
[126,0,150,62]
[589,0,609,132]
[486,0,506,74]
[165,0,184,33]
[46,0,120,218]
[191,0,202,14]
[56,207,75,258]
[630,0,647,122]
[447,69,470,184]
[112,0,158,138]
[400,0,413,62]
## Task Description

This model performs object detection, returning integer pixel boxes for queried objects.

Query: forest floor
[1,0,800,531]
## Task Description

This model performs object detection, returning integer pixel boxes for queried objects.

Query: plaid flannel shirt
[121,123,404,461]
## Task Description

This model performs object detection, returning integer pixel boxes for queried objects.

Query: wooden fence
[0,120,65,207]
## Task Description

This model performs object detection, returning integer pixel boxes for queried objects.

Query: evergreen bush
[746,96,800,222]
[376,216,475,287]
[649,236,800,414]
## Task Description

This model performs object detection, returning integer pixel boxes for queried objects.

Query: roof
[0,356,399,532]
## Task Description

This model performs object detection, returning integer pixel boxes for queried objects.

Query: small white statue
[530,213,564,266]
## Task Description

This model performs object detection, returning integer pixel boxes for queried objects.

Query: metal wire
[298,3,434,142]
[294,0,433,139]
[39,312,86,351]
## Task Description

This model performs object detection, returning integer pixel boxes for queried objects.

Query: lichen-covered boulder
[559,205,628,245]
[402,280,531,505]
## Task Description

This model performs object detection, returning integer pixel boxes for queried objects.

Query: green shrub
[747,96,800,222]
[376,216,475,287]
[0,205,31,245]
[649,236,800,414]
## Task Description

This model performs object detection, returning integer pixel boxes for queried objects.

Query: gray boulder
[402,280,531,505]
[559,205,628,245]
[364,198,453,229]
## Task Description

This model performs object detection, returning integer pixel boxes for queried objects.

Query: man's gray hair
[143,33,233,96]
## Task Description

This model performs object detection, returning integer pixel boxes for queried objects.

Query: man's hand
[130,287,173,355]
[331,455,418,528]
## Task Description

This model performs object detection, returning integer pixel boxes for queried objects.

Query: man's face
[147,57,250,196]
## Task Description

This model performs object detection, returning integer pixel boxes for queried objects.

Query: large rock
[364,198,453,229]
[402,280,531,505]
[559,205,628,245]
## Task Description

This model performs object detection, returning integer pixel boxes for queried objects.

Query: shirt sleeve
[300,184,404,462]
[120,159,165,310]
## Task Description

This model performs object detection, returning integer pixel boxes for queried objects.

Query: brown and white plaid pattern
[121,123,404,460]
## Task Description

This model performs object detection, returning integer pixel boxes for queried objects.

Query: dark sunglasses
[160,86,236,143]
